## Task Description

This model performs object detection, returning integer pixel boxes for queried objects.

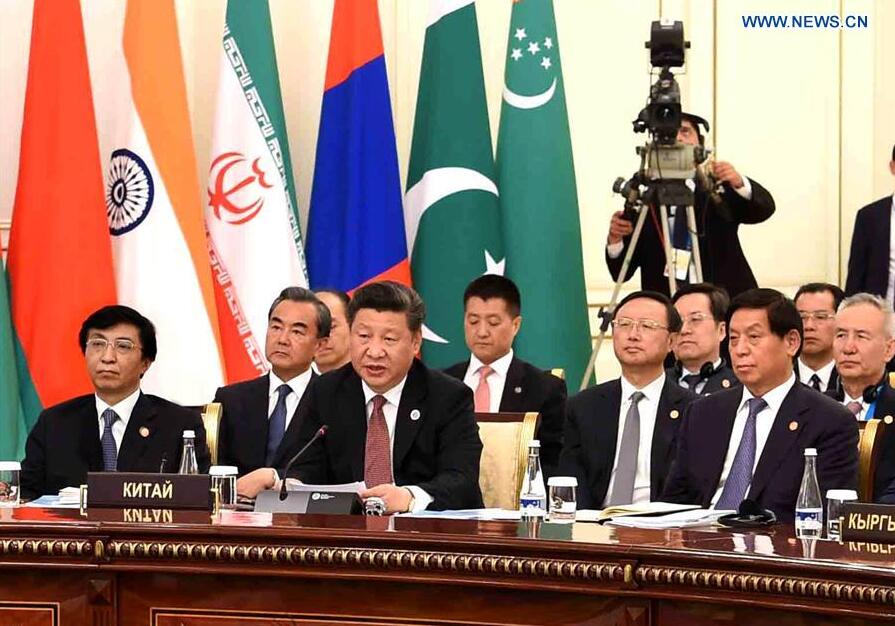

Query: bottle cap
[182,430,195,438]
[0,461,21,471]
[209,465,238,476]
[547,476,578,487]
[804,447,817,456]
[528,439,541,448]
[825,489,857,501]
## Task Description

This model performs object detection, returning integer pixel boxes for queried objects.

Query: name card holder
[85,472,214,511]
[840,502,895,543]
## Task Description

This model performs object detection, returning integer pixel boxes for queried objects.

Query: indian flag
[206,0,309,384]
[89,0,224,403]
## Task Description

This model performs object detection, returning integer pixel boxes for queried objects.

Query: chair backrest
[858,417,890,501]
[549,368,565,381]
[475,411,540,509]
[200,403,223,467]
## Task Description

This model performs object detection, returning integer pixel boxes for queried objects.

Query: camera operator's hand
[608,211,634,244]
[712,161,744,189]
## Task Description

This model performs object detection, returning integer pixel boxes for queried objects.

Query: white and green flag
[206,0,308,383]
[496,0,591,386]
[405,0,502,369]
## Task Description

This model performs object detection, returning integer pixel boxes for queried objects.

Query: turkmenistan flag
[496,0,591,387]
[0,262,26,460]
[406,0,502,368]
[206,0,309,384]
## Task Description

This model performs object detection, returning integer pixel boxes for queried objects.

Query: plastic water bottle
[519,440,546,518]
[795,447,823,538]
[178,430,199,475]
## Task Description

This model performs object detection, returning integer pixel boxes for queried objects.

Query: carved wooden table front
[1,507,894,625]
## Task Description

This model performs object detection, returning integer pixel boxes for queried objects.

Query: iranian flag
[405,0,502,368]
[496,0,591,387]
[90,0,224,403]
[206,0,309,384]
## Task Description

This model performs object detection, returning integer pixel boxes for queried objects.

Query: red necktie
[474,365,493,412]
[364,395,393,487]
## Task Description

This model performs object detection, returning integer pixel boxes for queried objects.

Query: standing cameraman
[605,113,775,298]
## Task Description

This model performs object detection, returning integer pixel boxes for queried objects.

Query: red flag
[7,0,117,411]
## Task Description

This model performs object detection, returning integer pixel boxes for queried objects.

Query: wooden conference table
[1,507,895,625]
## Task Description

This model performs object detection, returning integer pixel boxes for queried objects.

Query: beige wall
[1,0,894,382]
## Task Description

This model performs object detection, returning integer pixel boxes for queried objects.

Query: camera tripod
[579,200,703,391]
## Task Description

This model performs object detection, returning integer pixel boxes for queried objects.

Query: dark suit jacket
[20,393,211,500]
[606,178,776,298]
[858,385,895,504]
[290,360,484,510]
[667,362,740,396]
[557,376,697,509]
[443,356,567,479]
[662,383,859,522]
[213,372,316,477]
[845,196,893,297]
[795,359,840,396]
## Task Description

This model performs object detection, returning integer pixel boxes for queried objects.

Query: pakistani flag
[496,0,591,387]
[0,262,26,460]
[406,0,502,368]
[206,0,309,383]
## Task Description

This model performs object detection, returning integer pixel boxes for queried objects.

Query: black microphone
[158,453,168,473]
[278,425,328,501]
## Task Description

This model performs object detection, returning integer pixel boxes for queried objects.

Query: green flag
[0,262,26,460]
[496,0,591,387]
[406,0,503,368]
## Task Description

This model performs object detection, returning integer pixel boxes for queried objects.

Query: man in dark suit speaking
[290,281,483,513]
[605,113,775,298]
[20,305,210,500]
[443,275,566,479]
[662,289,858,522]
[559,291,696,509]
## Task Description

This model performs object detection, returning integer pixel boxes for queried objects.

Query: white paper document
[282,480,366,493]
[605,508,735,529]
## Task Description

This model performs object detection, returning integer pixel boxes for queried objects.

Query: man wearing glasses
[663,289,857,521]
[794,283,844,394]
[669,283,739,395]
[20,305,210,500]
[559,291,696,509]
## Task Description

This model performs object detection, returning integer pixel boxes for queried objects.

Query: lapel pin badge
[139,426,150,438]
[885,415,894,425]
[788,421,798,431]
[670,409,680,420]
[410,409,421,421]
[514,386,522,394]
[722,379,731,389]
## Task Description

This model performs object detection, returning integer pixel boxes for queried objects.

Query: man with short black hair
[444,275,567,478]
[215,287,331,495]
[559,290,696,509]
[314,289,351,373]
[20,305,210,500]
[289,281,483,513]
[605,113,776,298]
[669,282,738,395]
[794,282,844,394]
[663,288,858,522]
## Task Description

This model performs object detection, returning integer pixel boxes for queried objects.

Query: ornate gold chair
[475,411,540,509]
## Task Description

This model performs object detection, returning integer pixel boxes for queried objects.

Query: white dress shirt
[603,372,666,507]
[710,374,797,507]
[842,392,869,421]
[462,350,514,413]
[268,368,314,430]
[887,194,895,305]
[96,387,142,452]
[606,178,754,259]
[796,359,836,393]
[361,377,433,512]
[677,357,723,394]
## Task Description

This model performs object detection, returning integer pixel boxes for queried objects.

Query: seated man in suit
[663,289,858,522]
[314,289,351,373]
[795,282,843,393]
[559,291,696,509]
[20,305,210,499]
[669,282,739,395]
[287,281,483,513]
[215,287,331,495]
[443,275,567,479]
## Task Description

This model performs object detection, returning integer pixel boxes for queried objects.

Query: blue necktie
[266,384,292,466]
[671,206,691,250]
[100,408,119,472]
[715,397,768,510]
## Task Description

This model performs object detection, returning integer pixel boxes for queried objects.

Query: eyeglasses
[799,311,835,321]
[86,337,140,355]
[611,317,668,333]
[681,312,712,326]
